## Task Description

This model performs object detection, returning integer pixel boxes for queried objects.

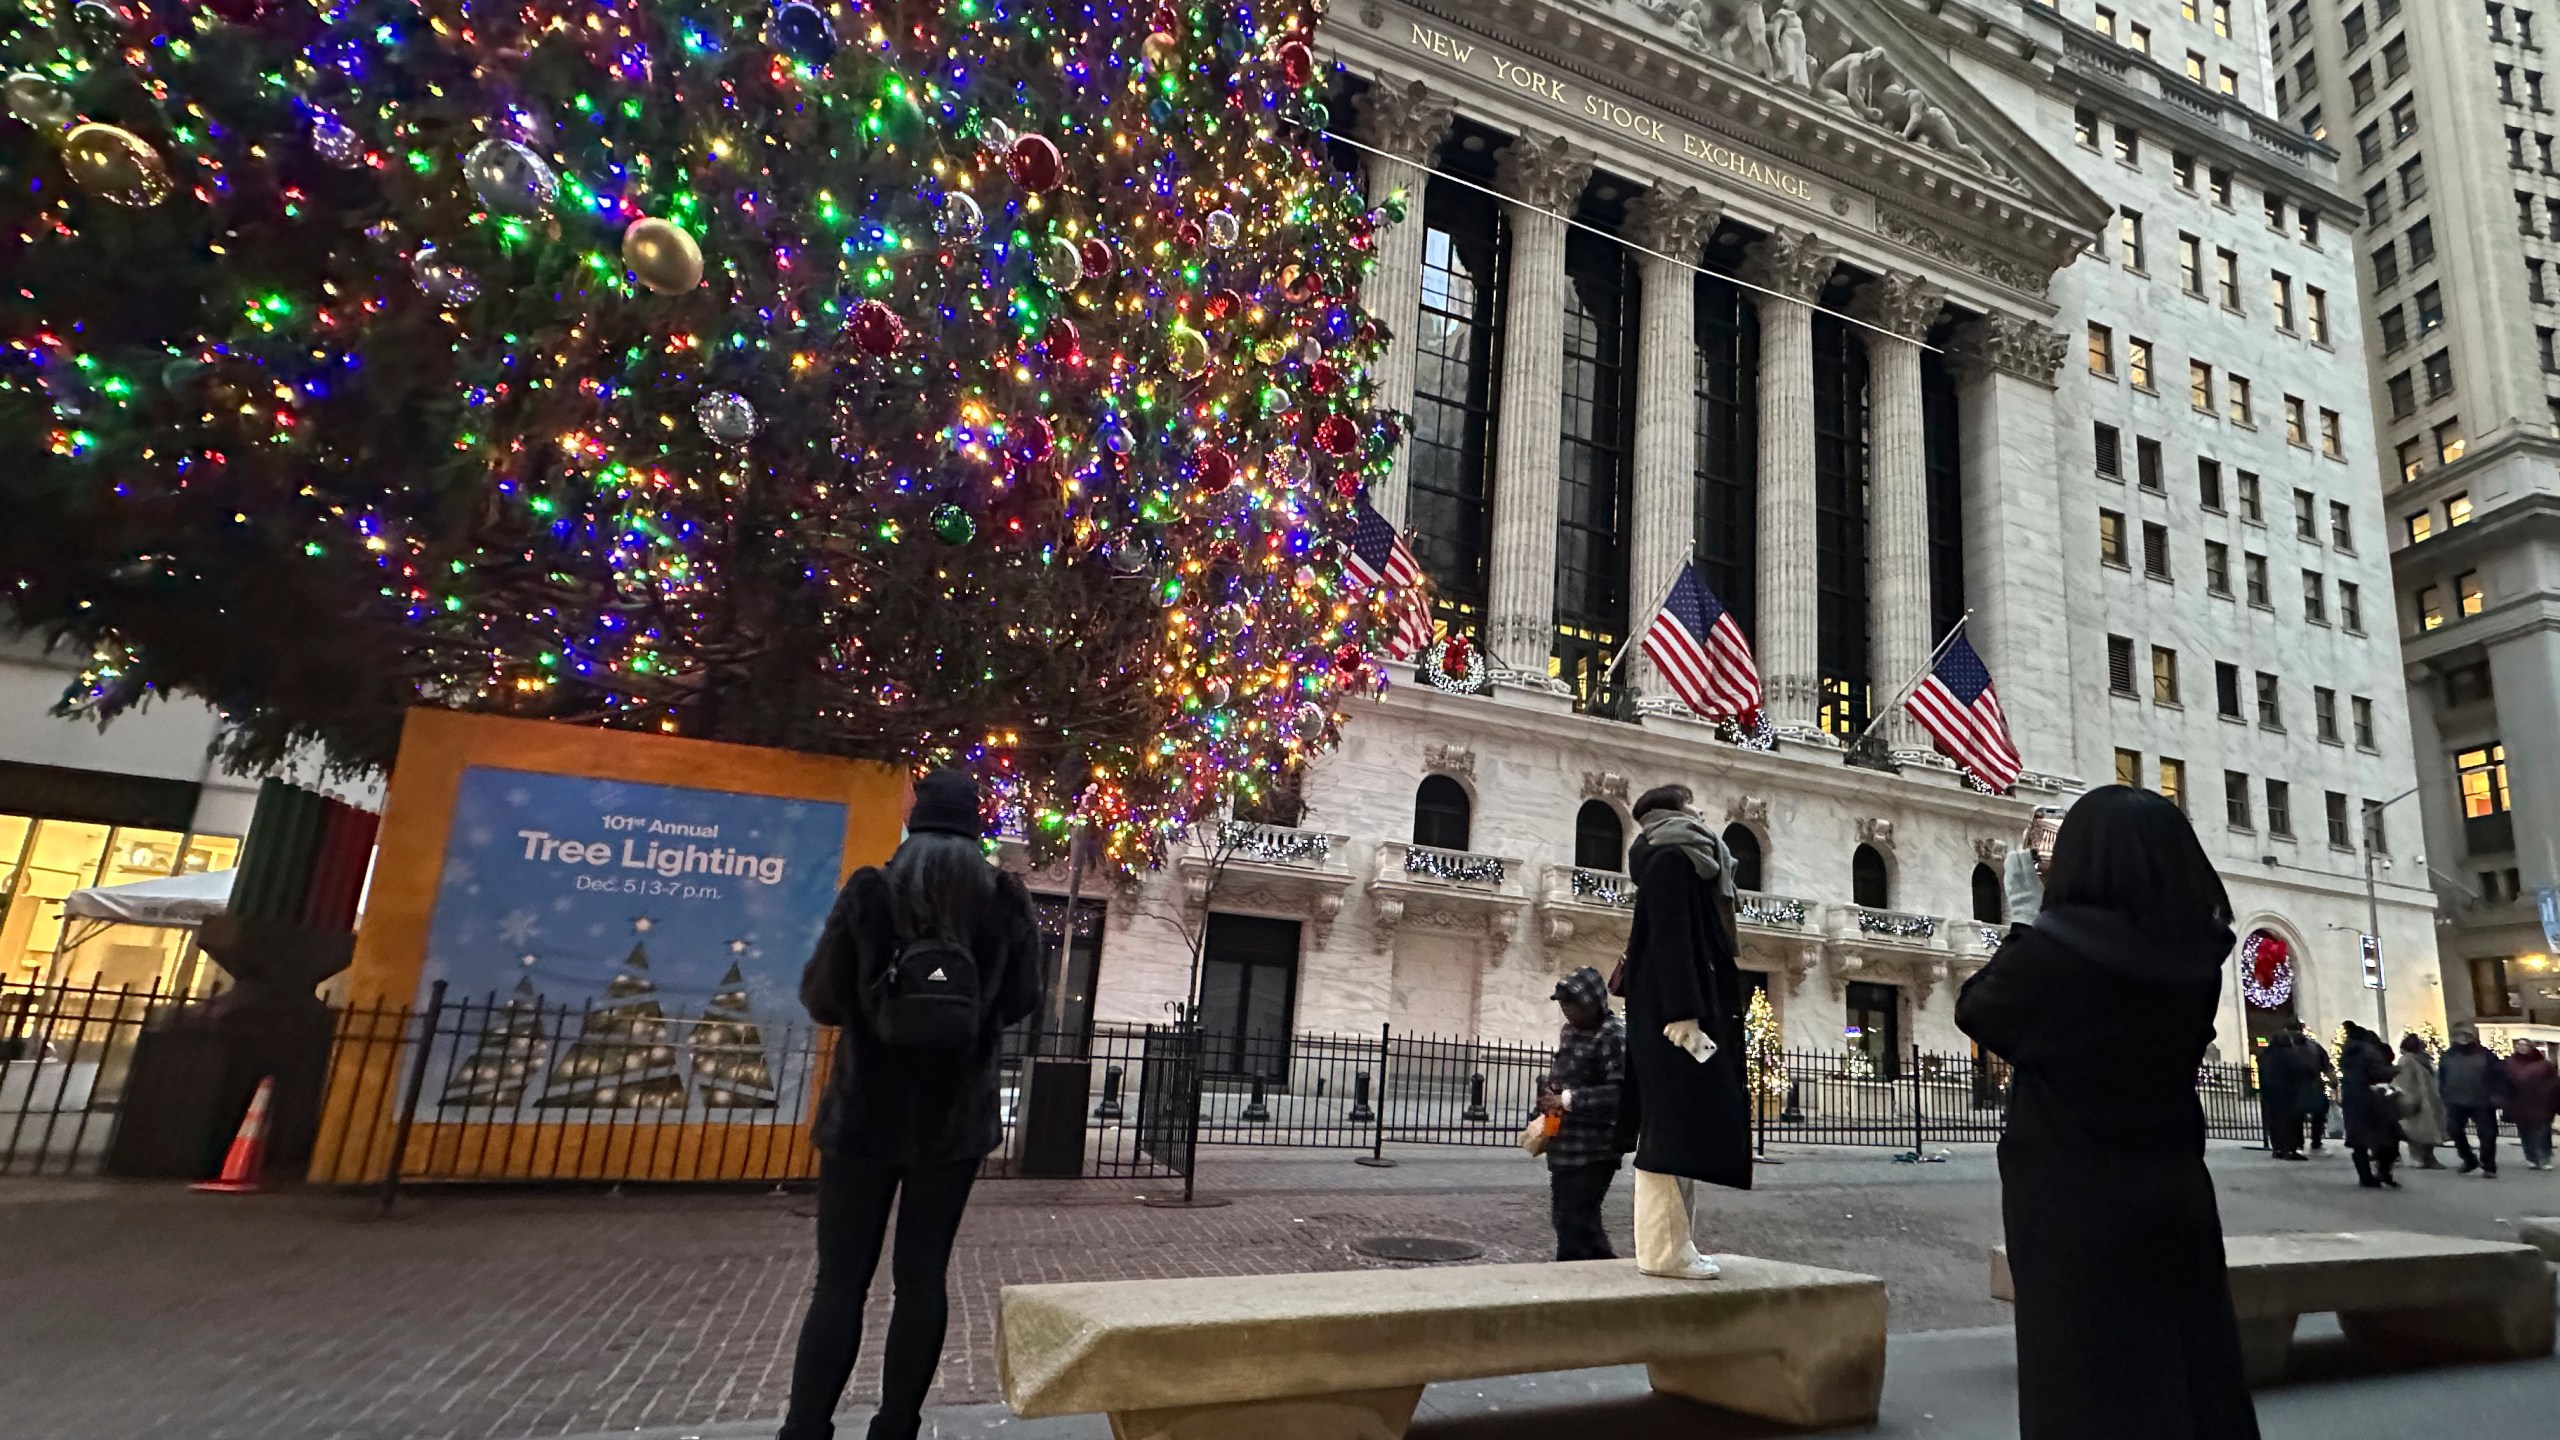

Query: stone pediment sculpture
[1621,0,2017,182]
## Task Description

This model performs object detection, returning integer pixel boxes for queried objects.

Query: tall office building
[2277,0,2560,1025]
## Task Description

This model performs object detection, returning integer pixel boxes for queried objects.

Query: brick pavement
[0,1143,2545,1440]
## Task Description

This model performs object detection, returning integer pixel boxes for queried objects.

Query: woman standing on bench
[1957,786,2258,1440]
[780,771,1044,1440]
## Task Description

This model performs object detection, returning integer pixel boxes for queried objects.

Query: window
[2373,242,2400,289]
[2265,191,2287,232]
[2220,65,2240,95]
[2100,508,2128,565]
[2107,633,2137,695]
[1407,186,1505,628]
[2363,799,2388,855]
[2307,287,2330,344]
[1413,774,1472,849]
[2438,419,2468,463]
[2475,955,2521,1017]
[2205,540,2232,595]
[2359,122,2385,167]
[2094,5,2116,36]
[2267,779,2294,837]
[2215,0,2232,35]
[2215,248,2242,306]
[2189,360,2214,410]
[2353,695,2377,749]
[2216,661,2243,718]
[2543,326,2558,372]
[2366,181,2392,222]
[2175,150,2198,191]
[2229,375,2253,425]
[2128,337,2155,389]
[2143,521,2172,579]
[2270,272,2296,330]
[2129,20,2152,53]
[2304,569,2328,623]
[2388,370,2417,417]
[2319,408,2344,459]
[2460,569,2486,616]
[2198,458,2225,510]
[2330,500,2355,550]
[2391,94,2418,139]
[2211,166,2234,206]
[2353,63,2378,107]
[2137,437,2164,491]
[2179,234,2205,295]
[2119,209,2146,269]
[2457,743,2513,855]
[2418,583,2445,630]
[2409,220,2436,267]
[1573,799,1625,871]
[2226,770,2254,829]
[2094,422,2122,476]
[2294,488,2319,540]
[1722,825,1763,891]
[2284,395,2308,446]
[2385,33,2411,78]
[2345,5,2369,48]
[2238,469,2262,522]
[2327,791,2353,847]
[2398,438,2425,482]
[2075,106,2101,148]
[2115,748,2143,787]
[2450,491,2476,526]
[2400,157,2429,204]
[2313,686,2341,743]
[2152,645,2181,703]
[2340,579,2364,631]
[2524,8,2540,46]
[1852,844,1890,908]
[2186,50,2207,83]
[2408,510,2435,544]
[2115,122,2141,166]
[2160,758,2187,812]
[2256,671,2284,728]
[2087,322,2114,376]
[2424,348,2454,399]
[2245,552,2270,605]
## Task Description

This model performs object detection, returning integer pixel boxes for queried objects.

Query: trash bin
[1018,1058,1091,1177]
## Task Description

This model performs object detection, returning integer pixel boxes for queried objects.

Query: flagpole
[1846,610,1975,753]
[1607,555,1698,681]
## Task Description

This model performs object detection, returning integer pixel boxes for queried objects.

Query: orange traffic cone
[192,1076,274,1194]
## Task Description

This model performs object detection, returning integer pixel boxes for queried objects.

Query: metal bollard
[1348,1070,1376,1124]
[1241,1074,1271,1123]
[1781,1079,1804,1125]
[1093,1065,1125,1121]
[1462,1072,1490,1123]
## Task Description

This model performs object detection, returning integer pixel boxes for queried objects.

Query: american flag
[1345,500,1432,659]
[1639,563,1762,722]
[1904,626,2023,793]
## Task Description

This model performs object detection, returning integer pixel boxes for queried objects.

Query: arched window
[1852,844,1890,909]
[1722,824,1764,893]
[1413,775,1472,851]
[1573,801,1625,872]
[1972,863,2004,924]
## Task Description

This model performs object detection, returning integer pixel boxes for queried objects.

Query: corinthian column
[1951,313,2073,778]
[1740,227,1838,738]
[1353,78,1454,528]
[1852,272,1947,748]
[1484,131,1594,692]
[1623,185,1724,714]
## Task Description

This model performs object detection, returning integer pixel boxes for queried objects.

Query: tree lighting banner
[313,710,905,1184]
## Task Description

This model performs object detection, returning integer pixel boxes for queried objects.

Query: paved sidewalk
[0,1142,2550,1440]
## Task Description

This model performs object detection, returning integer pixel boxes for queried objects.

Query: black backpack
[858,872,983,1052]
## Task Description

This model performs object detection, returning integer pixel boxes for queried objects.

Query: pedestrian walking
[2255,1032,2303,1160]
[2292,1025,2333,1155]
[2393,1033,2448,1169]
[1957,786,2260,1440]
[1539,965,1627,1261]
[2502,1040,2560,1171]
[2439,1024,2510,1177]
[778,771,1043,1440]
[2337,1022,2400,1189]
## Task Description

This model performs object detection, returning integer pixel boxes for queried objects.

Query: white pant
[1632,1166,1706,1272]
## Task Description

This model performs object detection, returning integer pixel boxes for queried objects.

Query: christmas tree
[687,961,779,1109]
[537,941,687,1108]
[1743,987,1786,1106]
[0,0,1413,861]
[439,974,551,1109]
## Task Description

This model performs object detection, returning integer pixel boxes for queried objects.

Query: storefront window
[0,818,239,993]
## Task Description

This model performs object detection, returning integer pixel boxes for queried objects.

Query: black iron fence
[0,980,2277,1185]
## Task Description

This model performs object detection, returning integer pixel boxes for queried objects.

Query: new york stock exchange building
[1018,0,2447,1082]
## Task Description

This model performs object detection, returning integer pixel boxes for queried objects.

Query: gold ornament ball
[1168,326,1211,380]
[622,217,703,293]
[1141,32,1180,68]
[63,122,172,208]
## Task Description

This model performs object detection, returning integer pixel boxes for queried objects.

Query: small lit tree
[1744,986,1786,1114]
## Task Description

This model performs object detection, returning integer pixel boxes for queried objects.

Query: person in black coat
[2337,1022,2401,1189]
[778,771,1042,1440]
[1956,786,2259,1440]
[2254,1032,2303,1159]
[1612,784,1752,1279]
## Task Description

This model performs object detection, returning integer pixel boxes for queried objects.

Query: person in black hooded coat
[1956,786,2258,1440]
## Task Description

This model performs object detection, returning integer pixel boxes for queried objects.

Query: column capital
[1850,272,1948,342]
[1493,131,1596,213]
[1951,311,2070,387]
[1740,227,1839,302]
[1354,76,1455,163]
[1626,184,1724,260]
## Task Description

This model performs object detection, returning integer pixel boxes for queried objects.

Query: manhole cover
[1355,1235,1485,1263]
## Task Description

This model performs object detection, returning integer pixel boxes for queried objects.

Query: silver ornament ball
[462,137,558,216]
[694,390,758,444]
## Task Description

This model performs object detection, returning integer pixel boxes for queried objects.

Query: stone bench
[1991,1230,2553,1384]
[999,1256,1887,1440]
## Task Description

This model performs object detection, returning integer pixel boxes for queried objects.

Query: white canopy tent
[52,868,236,995]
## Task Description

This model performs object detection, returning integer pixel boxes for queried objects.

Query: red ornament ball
[849,299,904,356]
[1315,413,1360,456]
[1006,133,1065,192]
[1011,415,1054,464]
[1079,235,1112,277]
[1308,359,1341,394]
[1149,5,1181,32]
[1332,472,1362,498]
[1334,643,1366,674]
[1207,288,1243,320]
[1044,316,1083,361]
[1192,444,1236,492]
[1177,218,1204,249]
[1356,320,1380,344]
[1276,39,1315,87]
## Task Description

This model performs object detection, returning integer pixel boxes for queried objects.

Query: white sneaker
[1642,1250,1722,1280]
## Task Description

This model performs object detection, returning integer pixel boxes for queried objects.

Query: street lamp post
[2362,784,2425,1039]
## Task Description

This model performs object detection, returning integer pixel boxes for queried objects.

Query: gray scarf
[1638,811,1737,902]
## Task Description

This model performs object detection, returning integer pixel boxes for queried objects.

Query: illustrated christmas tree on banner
[688,961,779,1109]
[0,0,1417,865]
[440,975,551,1109]
[537,942,687,1109]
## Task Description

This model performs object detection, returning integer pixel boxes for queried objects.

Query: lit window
[2087,322,2115,376]
[2418,584,2446,630]
[2129,337,2155,389]
[2460,570,2486,616]
[2408,511,2435,543]
[2449,492,2476,526]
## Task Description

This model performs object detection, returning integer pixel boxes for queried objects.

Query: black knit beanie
[905,769,984,839]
